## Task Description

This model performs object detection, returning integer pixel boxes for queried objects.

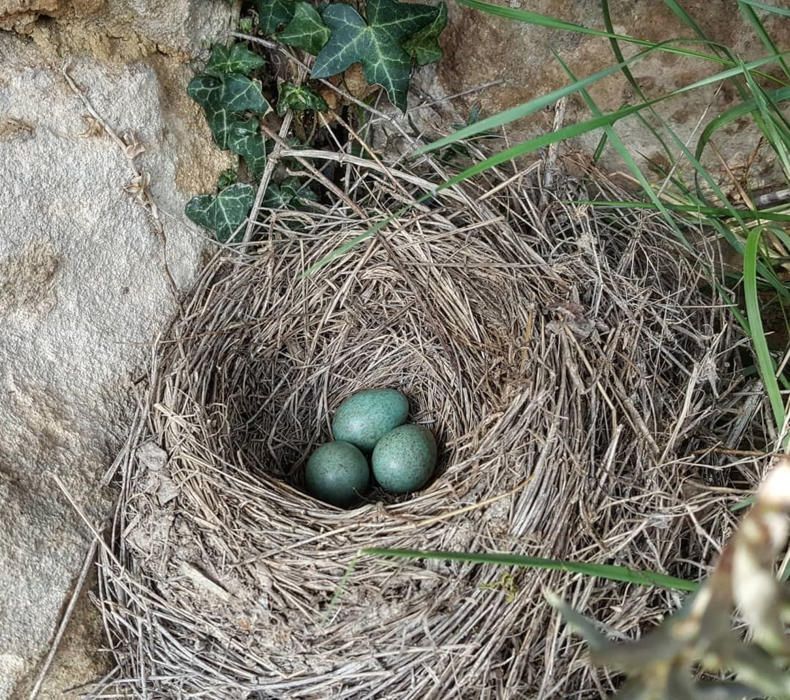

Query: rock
[34,567,109,700]
[429,0,790,190]
[0,0,235,59]
[0,0,235,693]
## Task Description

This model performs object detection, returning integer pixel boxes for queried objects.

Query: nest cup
[97,156,754,698]
[217,213,534,502]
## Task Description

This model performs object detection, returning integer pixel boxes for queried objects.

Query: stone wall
[0,1,234,697]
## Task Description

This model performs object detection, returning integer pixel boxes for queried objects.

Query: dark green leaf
[283,176,319,202]
[262,184,293,208]
[402,2,447,66]
[262,177,317,208]
[277,82,329,115]
[188,73,271,115]
[217,168,237,189]
[204,107,239,149]
[205,43,266,77]
[311,0,440,110]
[203,110,266,177]
[257,0,296,35]
[225,118,268,177]
[185,183,255,242]
[279,2,331,54]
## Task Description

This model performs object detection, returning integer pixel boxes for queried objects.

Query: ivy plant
[262,177,319,208]
[257,0,298,35]
[187,43,270,181]
[277,82,329,115]
[311,0,445,110]
[279,2,331,54]
[185,182,255,242]
[186,0,448,241]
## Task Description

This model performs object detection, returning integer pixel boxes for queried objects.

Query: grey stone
[0,1,233,690]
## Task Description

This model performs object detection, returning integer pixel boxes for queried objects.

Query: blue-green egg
[305,441,370,507]
[371,424,437,494]
[332,388,409,453]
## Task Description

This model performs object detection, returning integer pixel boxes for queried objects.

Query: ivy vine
[186,0,447,241]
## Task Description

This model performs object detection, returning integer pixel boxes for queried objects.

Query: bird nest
[95,150,764,698]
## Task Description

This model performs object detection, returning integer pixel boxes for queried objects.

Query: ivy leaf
[188,74,271,114]
[283,177,319,203]
[402,2,447,66]
[277,83,329,115]
[204,108,240,149]
[226,119,268,177]
[204,111,267,178]
[185,183,255,242]
[262,184,293,209]
[217,168,237,189]
[238,16,254,34]
[205,43,266,77]
[263,177,317,208]
[311,0,440,111]
[278,2,330,55]
[257,0,296,35]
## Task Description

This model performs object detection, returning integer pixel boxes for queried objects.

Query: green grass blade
[415,45,663,155]
[741,68,790,180]
[417,50,789,156]
[557,55,786,351]
[455,0,723,63]
[694,86,790,163]
[644,51,788,92]
[437,104,660,187]
[311,56,790,276]
[744,226,787,439]
[458,0,784,90]
[555,57,787,323]
[730,495,755,512]
[739,1,790,79]
[579,200,790,222]
[302,206,408,276]
[600,0,675,163]
[662,0,709,42]
[740,0,790,18]
[770,224,790,251]
[554,53,691,250]
[434,52,788,223]
[592,132,609,163]
[362,547,700,592]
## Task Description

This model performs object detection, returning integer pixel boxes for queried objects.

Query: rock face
[430,0,789,190]
[0,0,233,59]
[0,2,234,697]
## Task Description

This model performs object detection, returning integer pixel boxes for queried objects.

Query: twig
[29,536,100,700]
[242,112,293,245]
[260,123,367,218]
[542,96,567,198]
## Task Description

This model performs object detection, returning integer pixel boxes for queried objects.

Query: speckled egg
[331,388,409,453]
[305,441,370,507]
[371,424,437,494]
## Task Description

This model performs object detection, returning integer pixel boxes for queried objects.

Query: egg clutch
[304,388,437,507]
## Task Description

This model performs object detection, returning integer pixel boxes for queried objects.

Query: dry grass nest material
[96,149,768,698]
